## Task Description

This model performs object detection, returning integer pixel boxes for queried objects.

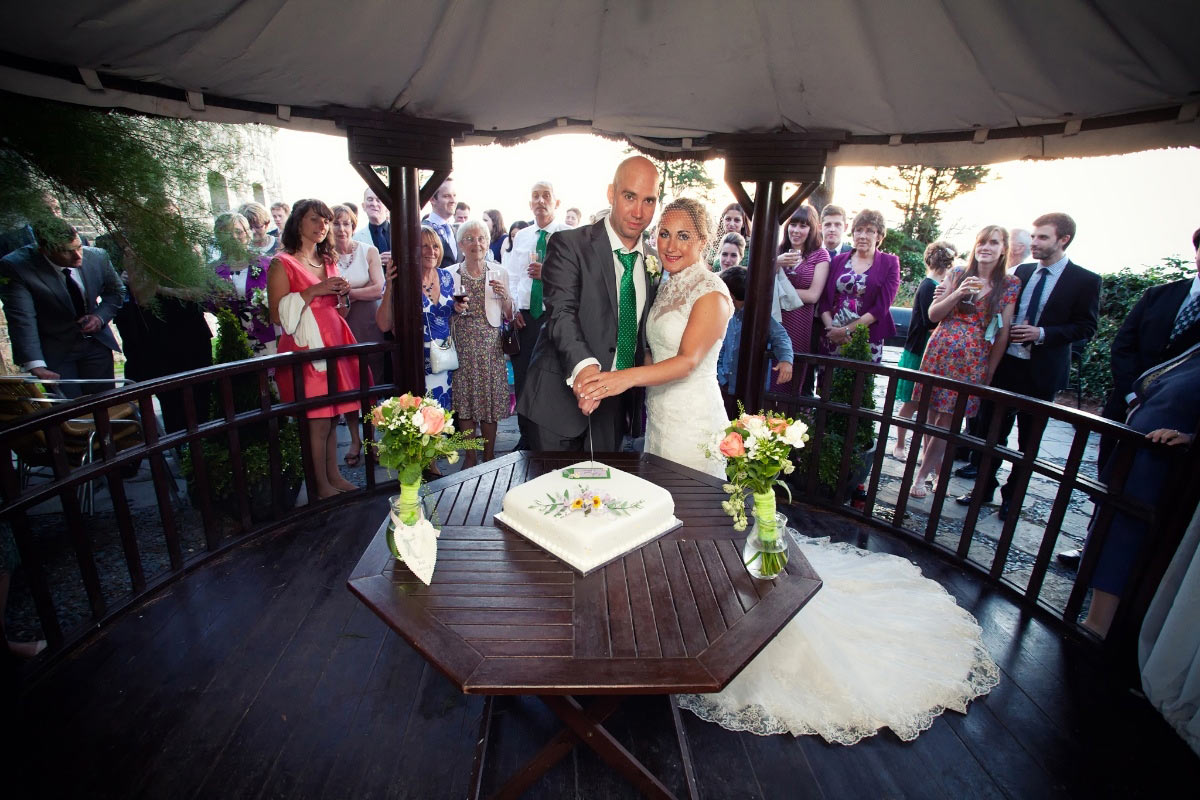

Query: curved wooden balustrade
[2,344,1196,676]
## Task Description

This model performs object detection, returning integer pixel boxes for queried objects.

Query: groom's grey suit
[516,220,656,452]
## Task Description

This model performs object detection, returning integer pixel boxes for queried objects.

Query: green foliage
[1074,257,1191,400]
[0,95,245,293]
[182,310,303,502]
[882,229,928,309]
[799,326,878,493]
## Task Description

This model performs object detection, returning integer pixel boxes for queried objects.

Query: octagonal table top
[348,451,822,695]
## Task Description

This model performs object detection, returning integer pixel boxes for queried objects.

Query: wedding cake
[495,461,681,574]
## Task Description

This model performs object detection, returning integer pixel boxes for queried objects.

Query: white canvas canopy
[0,0,1196,165]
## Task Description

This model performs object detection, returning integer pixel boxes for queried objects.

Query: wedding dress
[642,264,999,745]
[644,262,731,480]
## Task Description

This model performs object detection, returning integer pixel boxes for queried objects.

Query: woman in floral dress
[772,204,830,394]
[450,220,515,467]
[209,212,276,355]
[816,209,900,365]
[376,226,456,410]
[910,225,1022,498]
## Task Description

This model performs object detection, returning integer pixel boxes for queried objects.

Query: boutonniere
[644,254,661,280]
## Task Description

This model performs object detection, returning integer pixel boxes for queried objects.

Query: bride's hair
[661,197,714,261]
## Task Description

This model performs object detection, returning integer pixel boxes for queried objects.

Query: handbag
[425,307,459,373]
[499,320,520,356]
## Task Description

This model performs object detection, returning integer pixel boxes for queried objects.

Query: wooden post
[392,165,424,394]
[735,178,781,412]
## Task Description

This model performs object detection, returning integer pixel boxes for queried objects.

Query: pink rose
[719,432,746,458]
[399,394,422,409]
[419,405,445,435]
[372,406,385,426]
[767,417,788,434]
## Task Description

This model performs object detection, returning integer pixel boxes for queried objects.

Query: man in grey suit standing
[517,156,660,452]
[0,218,123,397]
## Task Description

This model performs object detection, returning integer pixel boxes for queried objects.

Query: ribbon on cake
[388,508,441,585]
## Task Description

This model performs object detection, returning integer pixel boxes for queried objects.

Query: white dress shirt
[566,216,649,386]
[503,218,571,310]
[1007,254,1068,358]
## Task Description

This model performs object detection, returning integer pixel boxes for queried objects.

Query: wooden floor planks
[9,491,1200,799]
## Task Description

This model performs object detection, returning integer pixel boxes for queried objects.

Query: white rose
[743,416,769,440]
[411,410,427,432]
[784,421,808,448]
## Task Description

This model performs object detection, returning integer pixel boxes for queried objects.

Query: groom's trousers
[521,393,628,453]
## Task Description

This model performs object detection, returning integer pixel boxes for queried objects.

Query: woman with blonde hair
[239,202,279,255]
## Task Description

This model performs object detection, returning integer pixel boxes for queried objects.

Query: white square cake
[494,461,682,574]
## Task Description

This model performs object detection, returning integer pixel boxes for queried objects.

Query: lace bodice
[643,263,732,479]
[646,263,732,375]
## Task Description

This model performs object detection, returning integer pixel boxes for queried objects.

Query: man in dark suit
[957,212,1100,520]
[1098,227,1200,467]
[424,178,461,269]
[0,218,123,397]
[517,156,660,451]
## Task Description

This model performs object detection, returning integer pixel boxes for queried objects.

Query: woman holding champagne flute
[909,225,1022,498]
[772,204,830,393]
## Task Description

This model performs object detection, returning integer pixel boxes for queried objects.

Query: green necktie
[529,229,548,319]
[614,250,638,370]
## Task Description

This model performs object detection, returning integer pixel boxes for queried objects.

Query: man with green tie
[516,158,661,452]
[504,180,570,448]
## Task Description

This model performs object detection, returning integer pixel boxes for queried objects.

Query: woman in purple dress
[209,212,276,355]
[771,204,830,394]
[817,209,901,365]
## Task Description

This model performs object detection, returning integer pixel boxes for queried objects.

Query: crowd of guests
[3,184,1198,639]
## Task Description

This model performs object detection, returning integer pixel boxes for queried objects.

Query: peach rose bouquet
[705,405,808,578]
[370,393,483,527]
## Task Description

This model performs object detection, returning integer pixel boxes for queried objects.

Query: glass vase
[742,490,789,579]
[386,479,424,558]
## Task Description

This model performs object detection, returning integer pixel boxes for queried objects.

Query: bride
[579,199,999,745]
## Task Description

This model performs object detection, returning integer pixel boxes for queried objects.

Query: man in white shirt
[503,180,571,447]
[516,158,660,451]
[425,179,460,269]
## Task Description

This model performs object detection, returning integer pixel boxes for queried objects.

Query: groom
[517,156,660,452]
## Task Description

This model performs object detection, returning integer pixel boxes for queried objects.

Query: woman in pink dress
[771,204,830,394]
[910,225,1021,498]
[267,199,365,499]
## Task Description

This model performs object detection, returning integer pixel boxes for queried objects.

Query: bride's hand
[579,370,635,402]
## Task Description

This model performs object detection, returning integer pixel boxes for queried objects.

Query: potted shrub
[182,310,303,520]
[795,325,878,498]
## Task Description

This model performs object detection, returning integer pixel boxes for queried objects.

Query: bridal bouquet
[706,407,808,578]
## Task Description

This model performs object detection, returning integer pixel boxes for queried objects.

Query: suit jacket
[0,244,123,368]
[1102,277,1200,423]
[517,220,658,439]
[996,260,1100,400]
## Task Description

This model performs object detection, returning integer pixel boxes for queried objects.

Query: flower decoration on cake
[531,485,645,518]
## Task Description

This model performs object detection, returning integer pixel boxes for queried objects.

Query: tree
[0,95,249,294]
[624,148,717,202]
[869,165,990,243]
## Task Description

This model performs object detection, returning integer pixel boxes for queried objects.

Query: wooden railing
[0,341,400,673]
[2,345,1194,678]
[759,352,1199,654]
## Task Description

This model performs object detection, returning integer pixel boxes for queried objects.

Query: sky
[273,129,1198,274]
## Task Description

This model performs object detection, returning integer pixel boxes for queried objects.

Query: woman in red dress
[267,199,364,499]
[910,225,1021,498]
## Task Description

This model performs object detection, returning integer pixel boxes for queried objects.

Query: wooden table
[348,452,822,799]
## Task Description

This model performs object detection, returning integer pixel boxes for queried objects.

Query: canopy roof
[1,1,1197,166]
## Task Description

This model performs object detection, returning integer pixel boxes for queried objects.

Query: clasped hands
[573,365,634,415]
